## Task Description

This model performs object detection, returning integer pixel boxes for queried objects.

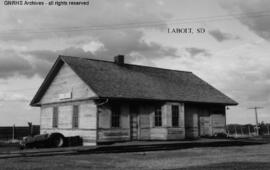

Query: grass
[0,140,20,153]
[1,143,270,169]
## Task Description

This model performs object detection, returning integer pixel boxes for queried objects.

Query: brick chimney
[114,55,125,65]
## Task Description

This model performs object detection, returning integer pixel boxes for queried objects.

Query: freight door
[199,116,212,136]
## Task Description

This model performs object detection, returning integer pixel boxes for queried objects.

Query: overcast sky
[0,0,270,126]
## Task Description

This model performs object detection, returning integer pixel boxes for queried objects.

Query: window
[111,106,120,128]
[154,106,162,127]
[52,107,58,128]
[172,105,179,127]
[72,105,79,128]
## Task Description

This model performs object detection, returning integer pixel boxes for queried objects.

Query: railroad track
[0,139,266,159]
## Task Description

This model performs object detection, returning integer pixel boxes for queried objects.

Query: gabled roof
[30,55,238,106]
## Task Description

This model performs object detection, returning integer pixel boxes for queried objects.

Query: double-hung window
[52,107,58,128]
[111,106,120,128]
[172,105,179,127]
[72,105,79,128]
[154,106,162,127]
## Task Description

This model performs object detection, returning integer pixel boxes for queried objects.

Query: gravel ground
[0,143,270,169]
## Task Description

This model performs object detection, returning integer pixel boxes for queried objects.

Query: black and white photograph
[1,0,270,169]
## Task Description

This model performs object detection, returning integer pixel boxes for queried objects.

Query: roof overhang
[97,96,238,106]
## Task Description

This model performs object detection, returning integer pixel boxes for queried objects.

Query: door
[130,106,139,140]
[199,116,212,136]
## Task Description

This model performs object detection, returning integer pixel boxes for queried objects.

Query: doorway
[199,116,212,136]
[130,106,139,140]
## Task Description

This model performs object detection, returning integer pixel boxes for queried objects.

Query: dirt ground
[0,141,20,152]
[1,143,270,170]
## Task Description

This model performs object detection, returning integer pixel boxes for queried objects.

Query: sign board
[58,92,72,100]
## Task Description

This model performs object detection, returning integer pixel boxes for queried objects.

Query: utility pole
[248,107,263,136]
[12,124,15,141]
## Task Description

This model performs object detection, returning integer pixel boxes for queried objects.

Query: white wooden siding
[58,105,72,129]
[211,114,226,134]
[40,63,97,104]
[97,104,130,142]
[163,102,185,139]
[40,107,53,129]
[139,105,151,140]
[79,103,97,129]
[150,127,167,140]
[40,101,97,146]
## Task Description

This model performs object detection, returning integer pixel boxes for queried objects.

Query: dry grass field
[1,143,270,170]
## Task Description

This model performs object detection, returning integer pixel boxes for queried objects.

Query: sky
[0,0,270,126]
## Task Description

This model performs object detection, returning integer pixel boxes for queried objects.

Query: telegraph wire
[1,11,270,96]
[3,10,270,31]
[0,10,270,36]
[1,87,37,92]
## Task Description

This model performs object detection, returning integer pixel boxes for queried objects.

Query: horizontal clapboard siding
[40,101,97,146]
[40,63,97,105]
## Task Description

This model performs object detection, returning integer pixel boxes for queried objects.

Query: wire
[0,88,38,93]
[0,99,29,102]
[6,10,270,31]
[0,10,270,36]
[8,88,36,91]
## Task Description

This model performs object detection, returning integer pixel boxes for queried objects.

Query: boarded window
[172,105,179,127]
[72,105,79,128]
[111,105,120,128]
[52,107,58,128]
[154,106,162,127]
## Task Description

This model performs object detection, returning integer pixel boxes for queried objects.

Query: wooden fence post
[241,127,244,136]
[235,126,238,137]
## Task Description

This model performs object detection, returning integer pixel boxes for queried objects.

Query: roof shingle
[31,55,238,106]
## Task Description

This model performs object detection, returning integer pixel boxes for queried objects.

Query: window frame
[172,105,179,127]
[72,105,79,129]
[52,107,58,128]
[154,106,162,127]
[111,105,120,128]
